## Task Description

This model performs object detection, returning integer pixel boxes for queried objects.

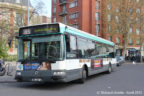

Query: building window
[53,17,56,23]
[16,13,23,26]
[116,27,120,34]
[63,5,66,11]
[129,27,133,33]
[129,9,133,14]
[96,0,100,9]
[108,36,112,41]
[96,24,100,34]
[116,7,120,12]
[0,14,2,20]
[107,4,112,10]
[115,16,119,23]
[95,12,100,21]
[136,0,140,3]
[136,9,140,14]
[108,14,111,21]
[108,25,112,32]
[136,17,140,23]
[16,0,21,3]
[136,29,140,35]
[53,7,56,13]
[69,1,78,8]
[116,37,120,44]
[69,12,78,19]
[53,0,56,4]
[72,24,78,29]
[129,38,133,45]
[136,38,140,45]
[63,16,67,23]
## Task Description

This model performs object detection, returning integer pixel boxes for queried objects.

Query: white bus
[15,23,116,83]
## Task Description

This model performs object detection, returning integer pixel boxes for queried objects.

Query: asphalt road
[0,63,144,96]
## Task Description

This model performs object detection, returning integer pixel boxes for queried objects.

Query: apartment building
[52,0,144,57]
[52,0,102,36]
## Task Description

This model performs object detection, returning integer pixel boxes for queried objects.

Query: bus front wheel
[79,69,87,84]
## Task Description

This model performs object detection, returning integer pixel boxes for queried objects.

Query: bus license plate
[32,78,42,82]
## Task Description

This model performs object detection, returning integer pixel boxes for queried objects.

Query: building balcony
[59,0,68,5]
[60,20,67,24]
[59,10,68,16]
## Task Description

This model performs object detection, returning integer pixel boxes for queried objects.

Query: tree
[0,41,8,58]
[0,0,45,58]
[120,0,144,61]
[136,0,144,62]
[29,0,47,20]
[102,0,144,59]
[119,0,136,58]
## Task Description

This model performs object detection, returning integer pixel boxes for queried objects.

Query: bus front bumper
[15,70,67,82]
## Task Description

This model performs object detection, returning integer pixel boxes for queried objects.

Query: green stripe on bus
[60,27,114,46]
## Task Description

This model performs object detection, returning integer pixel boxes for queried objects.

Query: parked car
[116,56,125,66]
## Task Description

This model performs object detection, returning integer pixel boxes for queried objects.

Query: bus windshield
[18,35,63,62]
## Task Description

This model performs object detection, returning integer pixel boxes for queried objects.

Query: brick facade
[52,0,102,37]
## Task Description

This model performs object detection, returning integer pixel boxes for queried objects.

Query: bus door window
[65,35,77,58]
[32,43,39,58]
[23,40,31,60]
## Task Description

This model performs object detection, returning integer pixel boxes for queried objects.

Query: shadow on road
[5,72,111,90]
[1,67,121,90]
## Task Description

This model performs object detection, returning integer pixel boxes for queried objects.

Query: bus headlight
[16,62,23,71]
[53,72,66,76]
[16,72,21,76]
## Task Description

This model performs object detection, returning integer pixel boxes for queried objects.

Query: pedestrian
[132,55,136,65]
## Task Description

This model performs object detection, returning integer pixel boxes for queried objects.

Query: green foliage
[4,55,17,61]
[0,41,9,58]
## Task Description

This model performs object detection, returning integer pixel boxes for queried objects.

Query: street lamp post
[27,0,30,26]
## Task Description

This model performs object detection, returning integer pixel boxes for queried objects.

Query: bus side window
[65,35,70,52]
[106,45,109,53]
[65,35,77,58]
[77,37,88,58]
[86,40,95,57]
[97,43,103,54]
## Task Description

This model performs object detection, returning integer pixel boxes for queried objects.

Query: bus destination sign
[19,24,59,36]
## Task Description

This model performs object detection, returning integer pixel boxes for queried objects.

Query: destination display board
[19,24,60,36]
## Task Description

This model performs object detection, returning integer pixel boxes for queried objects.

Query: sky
[30,0,52,17]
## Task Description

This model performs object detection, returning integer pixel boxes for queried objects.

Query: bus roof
[58,23,115,46]
[19,23,115,46]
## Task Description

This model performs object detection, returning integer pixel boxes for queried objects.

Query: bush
[0,41,8,58]
[4,55,17,61]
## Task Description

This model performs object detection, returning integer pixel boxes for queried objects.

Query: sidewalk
[0,75,16,83]
[125,61,144,64]
[0,62,16,83]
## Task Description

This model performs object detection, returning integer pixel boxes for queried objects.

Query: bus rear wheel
[107,64,112,74]
[79,69,87,84]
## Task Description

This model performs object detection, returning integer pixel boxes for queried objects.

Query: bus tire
[79,69,87,84]
[107,64,112,74]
